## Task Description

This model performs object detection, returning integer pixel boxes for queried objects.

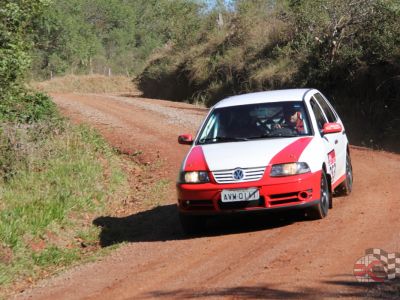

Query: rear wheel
[308,170,330,220]
[337,154,353,196]
[179,213,206,235]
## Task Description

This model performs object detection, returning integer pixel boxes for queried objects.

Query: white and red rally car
[177,89,353,233]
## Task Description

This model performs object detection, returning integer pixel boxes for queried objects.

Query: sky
[205,0,235,10]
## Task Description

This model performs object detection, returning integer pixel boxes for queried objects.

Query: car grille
[269,192,300,206]
[212,166,266,184]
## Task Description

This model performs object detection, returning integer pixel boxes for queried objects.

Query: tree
[0,0,50,97]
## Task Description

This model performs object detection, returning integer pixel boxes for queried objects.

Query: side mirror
[322,122,342,134]
[178,134,193,145]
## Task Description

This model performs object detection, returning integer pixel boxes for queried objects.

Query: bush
[0,1,49,98]
[0,90,58,123]
[0,120,64,181]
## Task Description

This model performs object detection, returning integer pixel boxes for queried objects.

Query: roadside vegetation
[30,0,204,79]
[25,0,400,151]
[1,1,175,294]
[0,1,130,295]
[137,0,400,151]
[0,123,127,289]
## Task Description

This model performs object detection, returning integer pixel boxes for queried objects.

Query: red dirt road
[17,93,400,299]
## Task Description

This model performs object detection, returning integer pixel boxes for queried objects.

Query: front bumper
[177,170,321,215]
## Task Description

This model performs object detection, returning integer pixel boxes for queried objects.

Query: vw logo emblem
[233,169,244,181]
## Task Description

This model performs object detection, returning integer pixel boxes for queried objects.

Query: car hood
[201,137,313,171]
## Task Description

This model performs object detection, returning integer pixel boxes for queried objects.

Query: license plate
[221,188,259,203]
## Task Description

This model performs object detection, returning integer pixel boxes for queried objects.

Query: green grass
[0,122,127,292]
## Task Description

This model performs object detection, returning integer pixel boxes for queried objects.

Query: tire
[307,170,330,220]
[179,213,206,235]
[337,153,353,196]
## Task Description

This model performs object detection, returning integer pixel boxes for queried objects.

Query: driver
[275,107,304,133]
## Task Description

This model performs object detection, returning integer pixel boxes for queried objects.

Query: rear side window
[314,93,337,123]
[310,99,327,131]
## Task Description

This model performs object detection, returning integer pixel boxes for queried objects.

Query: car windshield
[197,101,312,144]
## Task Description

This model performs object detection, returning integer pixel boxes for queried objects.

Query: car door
[309,96,338,183]
[312,93,346,183]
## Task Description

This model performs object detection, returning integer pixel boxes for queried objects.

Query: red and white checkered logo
[354,248,400,282]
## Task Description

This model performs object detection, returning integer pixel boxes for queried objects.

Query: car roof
[214,89,314,108]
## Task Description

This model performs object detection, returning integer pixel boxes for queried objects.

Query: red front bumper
[177,170,321,215]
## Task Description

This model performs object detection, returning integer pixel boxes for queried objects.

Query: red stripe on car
[270,137,313,165]
[183,146,209,171]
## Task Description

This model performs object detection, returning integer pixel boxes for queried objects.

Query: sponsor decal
[353,248,400,282]
[327,150,336,179]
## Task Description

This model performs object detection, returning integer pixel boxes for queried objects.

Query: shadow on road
[322,278,400,299]
[142,279,400,299]
[144,285,308,299]
[93,204,305,247]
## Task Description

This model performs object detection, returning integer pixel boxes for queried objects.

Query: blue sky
[205,0,235,9]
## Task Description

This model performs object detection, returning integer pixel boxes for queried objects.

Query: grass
[145,179,171,208]
[0,122,128,294]
[0,113,172,297]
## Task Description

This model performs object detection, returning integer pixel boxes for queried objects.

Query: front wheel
[307,170,330,220]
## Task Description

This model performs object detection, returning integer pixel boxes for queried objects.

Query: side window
[310,99,328,131]
[314,93,337,122]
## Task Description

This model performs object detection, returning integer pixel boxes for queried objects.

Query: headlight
[180,171,210,183]
[270,162,310,177]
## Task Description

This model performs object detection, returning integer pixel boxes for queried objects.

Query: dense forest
[30,0,205,78]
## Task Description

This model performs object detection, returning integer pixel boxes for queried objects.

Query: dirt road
[18,93,400,299]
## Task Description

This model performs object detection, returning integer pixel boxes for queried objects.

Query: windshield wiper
[267,132,298,137]
[246,132,298,140]
[198,136,249,144]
